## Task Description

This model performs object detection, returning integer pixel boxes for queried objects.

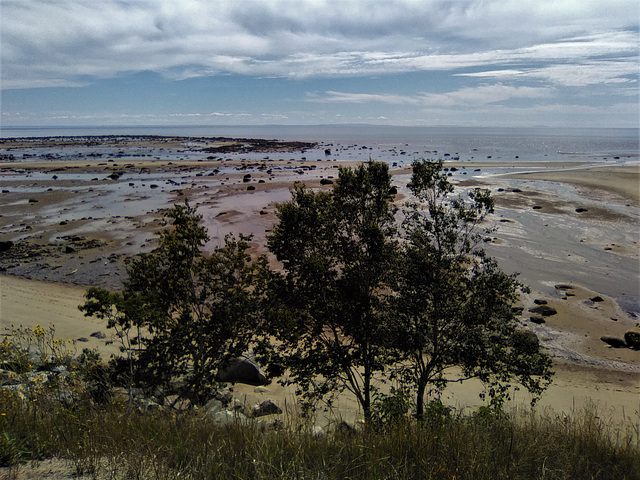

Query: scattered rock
[252,399,282,417]
[600,336,627,348]
[529,305,557,317]
[623,331,640,350]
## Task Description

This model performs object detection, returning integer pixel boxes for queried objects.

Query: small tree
[81,202,267,405]
[393,160,553,418]
[266,162,400,421]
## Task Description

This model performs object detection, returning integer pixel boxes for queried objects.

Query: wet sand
[1,136,638,422]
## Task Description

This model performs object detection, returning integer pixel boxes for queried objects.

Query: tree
[80,202,267,405]
[265,162,400,421]
[393,160,553,419]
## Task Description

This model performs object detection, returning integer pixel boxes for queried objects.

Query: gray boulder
[217,357,267,386]
[252,399,282,418]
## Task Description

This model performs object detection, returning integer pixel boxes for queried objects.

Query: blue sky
[1,0,638,128]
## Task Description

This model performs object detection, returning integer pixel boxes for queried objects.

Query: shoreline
[1,135,638,421]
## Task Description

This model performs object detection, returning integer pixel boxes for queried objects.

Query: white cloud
[314,84,552,107]
[1,0,638,88]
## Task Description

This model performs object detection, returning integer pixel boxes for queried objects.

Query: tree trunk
[416,379,427,421]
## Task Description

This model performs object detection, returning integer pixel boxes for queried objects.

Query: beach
[1,134,638,423]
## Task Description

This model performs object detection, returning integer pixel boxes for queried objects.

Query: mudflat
[1,136,638,422]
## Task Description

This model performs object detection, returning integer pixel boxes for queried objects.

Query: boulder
[623,331,640,350]
[533,299,548,305]
[216,357,267,386]
[252,399,282,417]
[600,336,627,348]
[529,316,545,325]
[0,241,13,252]
[529,305,557,317]
[512,330,539,352]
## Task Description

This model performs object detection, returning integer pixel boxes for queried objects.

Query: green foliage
[392,159,553,418]
[265,159,552,422]
[370,387,412,429]
[266,162,400,420]
[80,202,268,405]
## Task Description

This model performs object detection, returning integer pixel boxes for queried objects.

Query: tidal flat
[1,135,638,422]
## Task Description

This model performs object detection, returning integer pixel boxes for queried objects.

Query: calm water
[2,125,638,165]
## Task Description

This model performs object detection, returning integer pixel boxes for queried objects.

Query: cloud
[313,84,552,107]
[1,0,638,88]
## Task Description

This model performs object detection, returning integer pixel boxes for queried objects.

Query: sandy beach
[1,135,638,424]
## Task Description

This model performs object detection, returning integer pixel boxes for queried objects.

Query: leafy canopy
[80,202,267,405]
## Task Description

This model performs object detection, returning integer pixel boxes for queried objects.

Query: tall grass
[1,391,638,479]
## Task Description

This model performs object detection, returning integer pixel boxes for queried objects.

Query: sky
[1,0,638,128]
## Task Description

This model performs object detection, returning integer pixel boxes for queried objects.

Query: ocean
[1,125,638,166]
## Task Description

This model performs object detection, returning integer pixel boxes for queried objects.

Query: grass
[1,390,638,480]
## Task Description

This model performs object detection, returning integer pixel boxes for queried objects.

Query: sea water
[1,125,637,167]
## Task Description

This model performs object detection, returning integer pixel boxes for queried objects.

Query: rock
[529,316,545,324]
[533,299,548,305]
[77,337,89,342]
[320,178,333,185]
[388,186,398,195]
[252,399,282,417]
[600,336,627,348]
[90,331,106,339]
[210,410,251,425]
[205,398,226,415]
[529,305,557,317]
[216,357,267,386]
[590,296,604,303]
[575,208,588,213]
[512,330,539,351]
[64,245,75,254]
[254,386,270,393]
[511,306,524,315]
[623,331,640,350]
[247,185,256,191]
[28,198,38,203]
[0,241,13,252]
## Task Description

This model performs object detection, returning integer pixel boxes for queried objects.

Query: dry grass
[1,390,638,480]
